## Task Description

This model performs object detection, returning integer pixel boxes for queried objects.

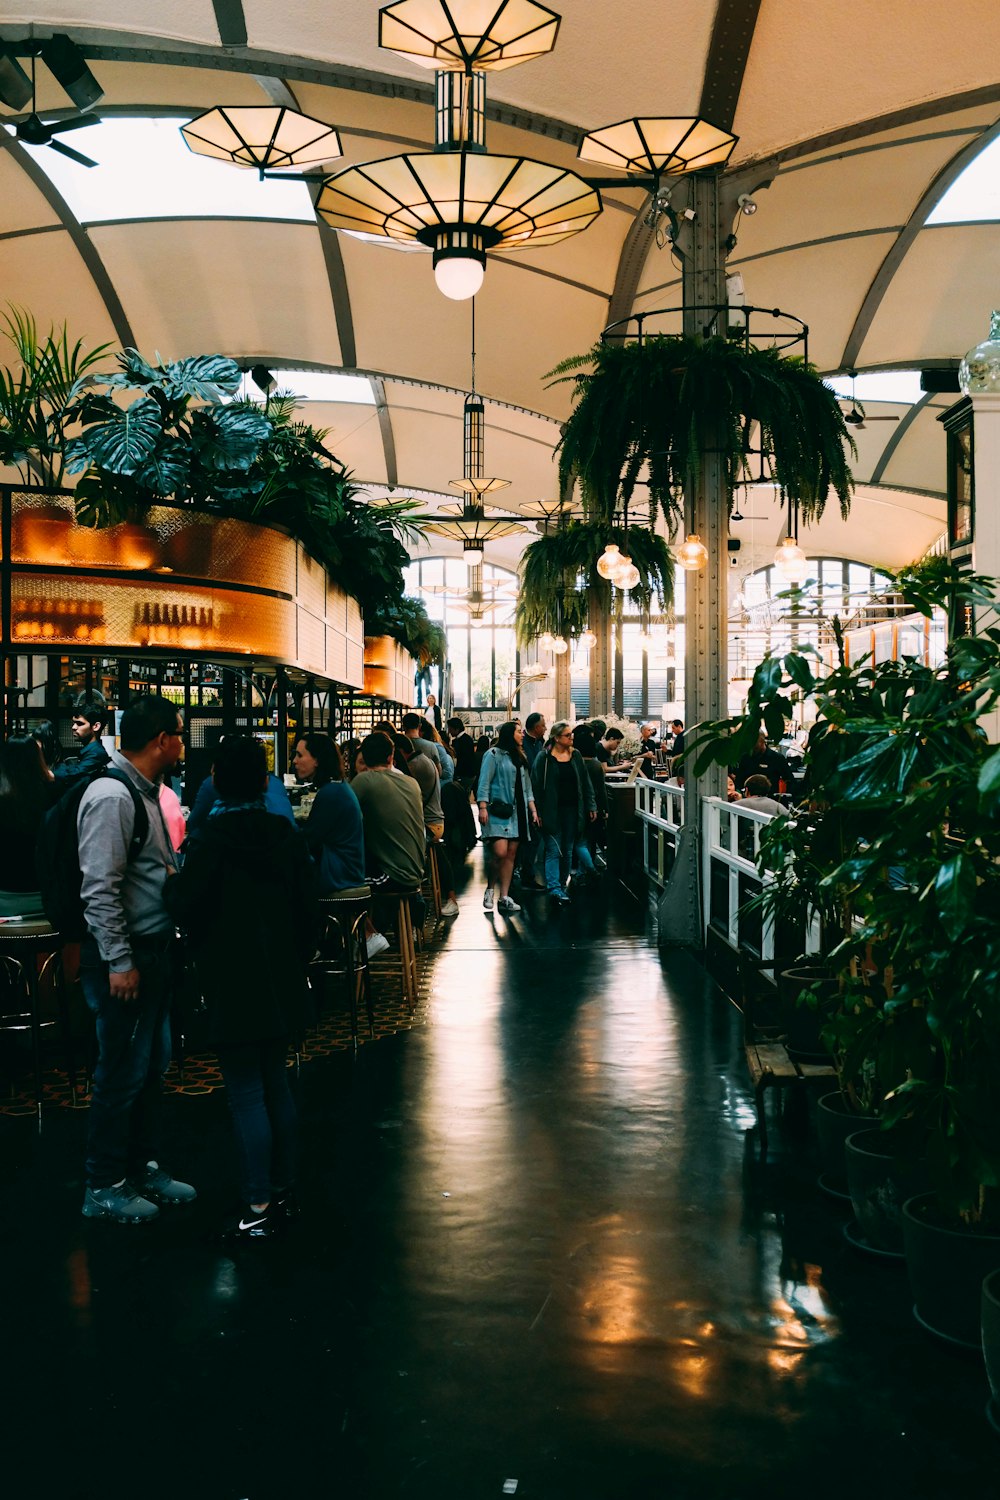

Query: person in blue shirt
[54,701,110,782]
[291,733,365,894]
[185,740,295,845]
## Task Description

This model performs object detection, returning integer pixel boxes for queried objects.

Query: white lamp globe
[463,544,485,565]
[579,629,597,649]
[434,254,485,301]
[614,556,641,590]
[596,543,622,580]
[551,636,569,655]
[773,537,810,585]
[675,534,708,572]
[539,631,555,651]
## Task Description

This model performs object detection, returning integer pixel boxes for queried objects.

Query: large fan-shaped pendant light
[181,106,343,178]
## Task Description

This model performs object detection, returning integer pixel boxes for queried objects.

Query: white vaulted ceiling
[2,1,999,569]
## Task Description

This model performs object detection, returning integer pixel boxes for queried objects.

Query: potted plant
[366,596,447,674]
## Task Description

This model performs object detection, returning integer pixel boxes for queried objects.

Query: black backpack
[36,767,150,939]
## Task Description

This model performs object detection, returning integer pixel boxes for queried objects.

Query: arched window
[732,558,895,680]
[404,557,518,710]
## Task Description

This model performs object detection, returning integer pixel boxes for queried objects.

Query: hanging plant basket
[549,334,855,527]
[516,520,674,645]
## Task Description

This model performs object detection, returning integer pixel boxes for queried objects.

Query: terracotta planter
[816,1091,877,1199]
[844,1129,929,1258]
[902,1192,1000,1349]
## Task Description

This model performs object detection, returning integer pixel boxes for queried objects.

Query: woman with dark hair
[339,738,363,782]
[531,721,597,905]
[0,734,60,916]
[476,721,538,915]
[292,733,365,896]
[165,735,321,1240]
[32,719,62,775]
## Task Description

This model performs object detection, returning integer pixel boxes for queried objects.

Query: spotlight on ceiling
[40,34,104,112]
[250,364,276,394]
[0,45,33,111]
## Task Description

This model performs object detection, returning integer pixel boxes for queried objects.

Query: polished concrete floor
[2,865,996,1499]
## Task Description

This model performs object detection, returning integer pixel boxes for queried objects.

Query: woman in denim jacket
[476,721,538,916]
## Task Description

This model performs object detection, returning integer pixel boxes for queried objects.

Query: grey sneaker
[482,888,494,912]
[82,1183,159,1223]
[497,896,521,915]
[137,1162,197,1205]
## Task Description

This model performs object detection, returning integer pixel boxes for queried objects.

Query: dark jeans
[217,1038,298,1206]
[543,807,596,894]
[80,933,175,1190]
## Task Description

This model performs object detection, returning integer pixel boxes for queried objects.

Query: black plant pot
[902,1192,1000,1349]
[779,964,836,1064]
[982,1269,1000,1432]
[844,1129,929,1258]
[816,1091,878,1200]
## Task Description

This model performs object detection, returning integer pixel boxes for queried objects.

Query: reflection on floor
[1,863,995,1499]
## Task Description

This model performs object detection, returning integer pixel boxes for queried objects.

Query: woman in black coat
[165,736,320,1239]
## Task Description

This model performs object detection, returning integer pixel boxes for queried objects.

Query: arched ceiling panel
[733,0,1000,163]
[877,400,954,495]
[0,229,119,345]
[0,151,63,233]
[305,401,388,487]
[732,483,944,572]
[0,2,219,46]
[858,223,1000,367]
[242,0,716,129]
[88,220,342,363]
[840,404,914,485]
[386,404,464,496]
[90,62,273,109]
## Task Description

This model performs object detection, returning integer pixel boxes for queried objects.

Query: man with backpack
[76,694,196,1224]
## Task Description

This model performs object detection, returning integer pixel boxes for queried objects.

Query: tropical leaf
[72,396,163,474]
[189,404,272,472]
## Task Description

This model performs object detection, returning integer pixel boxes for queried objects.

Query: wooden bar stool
[379,888,421,1010]
[424,835,443,920]
[311,887,375,1052]
[0,918,73,1129]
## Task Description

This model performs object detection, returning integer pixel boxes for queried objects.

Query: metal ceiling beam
[370,376,398,489]
[841,115,1000,371]
[212,0,247,48]
[869,393,933,486]
[0,136,135,347]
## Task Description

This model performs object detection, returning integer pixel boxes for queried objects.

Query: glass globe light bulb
[614,556,641,590]
[675,534,709,571]
[579,629,597,649]
[773,537,810,585]
[538,631,555,651]
[434,254,485,301]
[596,543,622,580]
[463,544,484,566]
[551,635,569,655]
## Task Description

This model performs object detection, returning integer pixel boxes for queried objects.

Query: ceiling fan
[840,371,901,431]
[12,54,99,167]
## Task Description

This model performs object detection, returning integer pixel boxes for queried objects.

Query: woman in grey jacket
[476,721,538,915]
[530,721,597,903]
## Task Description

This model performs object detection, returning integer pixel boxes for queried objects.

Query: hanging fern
[549,335,855,528]
[516,521,674,645]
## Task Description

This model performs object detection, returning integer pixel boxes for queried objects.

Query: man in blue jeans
[77,694,196,1224]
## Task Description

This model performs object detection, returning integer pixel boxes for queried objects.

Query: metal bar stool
[311,887,374,1053]
[0,918,73,1129]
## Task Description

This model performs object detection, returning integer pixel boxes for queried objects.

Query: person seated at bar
[401,712,453,784]
[393,735,460,917]
[164,735,320,1241]
[352,731,427,929]
[185,735,294,846]
[0,733,61,917]
[55,698,110,783]
[339,737,363,782]
[292,734,366,896]
[734,733,791,797]
[737,773,786,816]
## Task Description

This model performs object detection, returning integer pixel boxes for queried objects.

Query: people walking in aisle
[531,721,597,904]
[522,712,547,770]
[77,694,195,1224]
[447,715,478,790]
[55,699,110,783]
[165,735,320,1241]
[423,693,443,732]
[477,720,538,915]
[572,725,608,870]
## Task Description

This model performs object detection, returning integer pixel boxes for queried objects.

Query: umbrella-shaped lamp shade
[578,116,737,176]
[182,106,343,175]
[315,152,601,255]
[379,0,561,71]
[422,514,524,543]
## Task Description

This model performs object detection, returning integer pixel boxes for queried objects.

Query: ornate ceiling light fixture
[315,0,600,300]
[181,105,343,178]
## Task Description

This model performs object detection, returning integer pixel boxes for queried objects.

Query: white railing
[701,796,776,963]
[634,777,685,886]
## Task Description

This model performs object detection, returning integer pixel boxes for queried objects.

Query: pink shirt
[158,784,186,852]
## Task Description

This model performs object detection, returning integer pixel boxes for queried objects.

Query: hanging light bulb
[638,631,654,651]
[773,537,810,585]
[433,242,486,301]
[596,543,622,580]
[539,631,555,651]
[614,555,641,590]
[471,614,485,629]
[551,635,569,655]
[579,629,598,650]
[675,534,708,571]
